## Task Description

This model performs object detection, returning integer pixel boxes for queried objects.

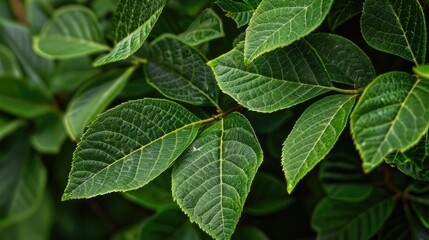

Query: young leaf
[64,66,135,141]
[34,6,109,59]
[31,112,67,154]
[312,194,396,239]
[172,112,263,240]
[0,117,24,141]
[208,42,333,112]
[0,44,21,77]
[282,94,356,193]
[244,0,334,63]
[351,72,429,172]
[93,0,165,66]
[178,9,224,46]
[328,0,363,30]
[215,0,257,28]
[62,98,202,200]
[414,64,429,80]
[146,35,219,108]
[361,0,427,65]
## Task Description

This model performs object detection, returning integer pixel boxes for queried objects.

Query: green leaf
[178,9,224,46]
[216,0,256,28]
[172,112,263,240]
[0,77,54,118]
[244,0,334,63]
[414,64,429,80]
[0,116,24,141]
[31,111,67,154]
[328,0,363,30]
[0,44,21,77]
[25,0,51,33]
[282,94,356,193]
[64,66,135,141]
[93,0,166,66]
[233,226,269,240]
[62,98,202,200]
[34,6,109,59]
[208,42,333,112]
[312,194,396,240]
[351,72,429,172]
[407,184,429,228]
[361,0,427,65]
[146,35,219,107]
[139,209,200,240]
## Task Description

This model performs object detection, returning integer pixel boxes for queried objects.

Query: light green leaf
[361,0,427,65]
[312,194,396,240]
[351,72,429,172]
[244,0,334,63]
[0,117,24,141]
[282,94,356,193]
[414,64,429,80]
[216,0,256,28]
[0,44,21,77]
[328,0,363,30]
[0,77,54,118]
[62,98,202,200]
[31,111,67,154]
[178,9,224,46]
[172,112,263,240]
[93,0,166,66]
[146,35,219,107]
[34,6,109,59]
[208,42,334,112]
[64,66,135,141]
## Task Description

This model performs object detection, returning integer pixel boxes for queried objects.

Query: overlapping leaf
[414,64,429,80]
[328,0,363,30]
[31,112,67,154]
[172,113,263,240]
[244,0,334,63]
[0,44,21,77]
[282,94,356,193]
[63,99,202,200]
[34,6,109,59]
[94,0,165,66]
[216,0,260,28]
[361,0,427,65]
[351,72,429,172]
[146,35,219,107]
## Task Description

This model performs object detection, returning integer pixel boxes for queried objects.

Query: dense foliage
[1,0,429,239]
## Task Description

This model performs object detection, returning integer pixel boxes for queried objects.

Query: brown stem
[9,0,27,25]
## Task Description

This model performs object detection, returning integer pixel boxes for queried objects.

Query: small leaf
[328,0,363,30]
[146,35,219,107]
[312,193,396,240]
[64,66,135,141]
[282,94,356,193]
[31,112,67,154]
[0,116,24,141]
[414,64,429,80]
[215,0,256,28]
[178,9,224,46]
[34,6,109,59]
[361,0,427,65]
[172,112,263,240]
[244,0,334,63]
[63,98,202,200]
[0,44,21,77]
[93,0,166,66]
[351,72,429,172]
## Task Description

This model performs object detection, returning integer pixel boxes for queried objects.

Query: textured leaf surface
[146,35,219,107]
[244,0,334,63]
[351,72,429,172]
[312,194,396,240]
[64,67,135,141]
[216,0,258,28]
[178,9,224,46]
[34,6,108,59]
[31,112,67,154]
[172,113,263,240]
[208,42,333,112]
[0,44,21,77]
[94,0,165,66]
[361,0,427,64]
[328,0,363,30]
[63,99,201,200]
[282,94,356,193]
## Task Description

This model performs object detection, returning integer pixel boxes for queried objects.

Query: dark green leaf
[233,226,269,240]
[328,0,363,30]
[0,116,24,141]
[216,0,256,28]
[30,111,67,154]
[24,0,51,33]
[245,109,293,134]
[0,44,21,77]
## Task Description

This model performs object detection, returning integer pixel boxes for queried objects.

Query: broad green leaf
[282,94,356,193]
[31,111,67,154]
[208,42,334,112]
[34,6,109,59]
[244,172,293,216]
[361,0,427,65]
[146,35,219,107]
[414,64,429,80]
[139,209,200,240]
[328,0,363,30]
[244,0,334,63]
[245,109,293,134]
[216,0,256,28]
[320,154,374,202]
[0,77,54,118]
[62,98,202,200]
[233,226,269,240]
[351,72,429,172]
[178,9,224,46]
[0,117,24,141]
[312,194,396,240]
[0,44,21,77]
[94,0,165,66]
[172,112,263,240]
[64,66,135,141]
